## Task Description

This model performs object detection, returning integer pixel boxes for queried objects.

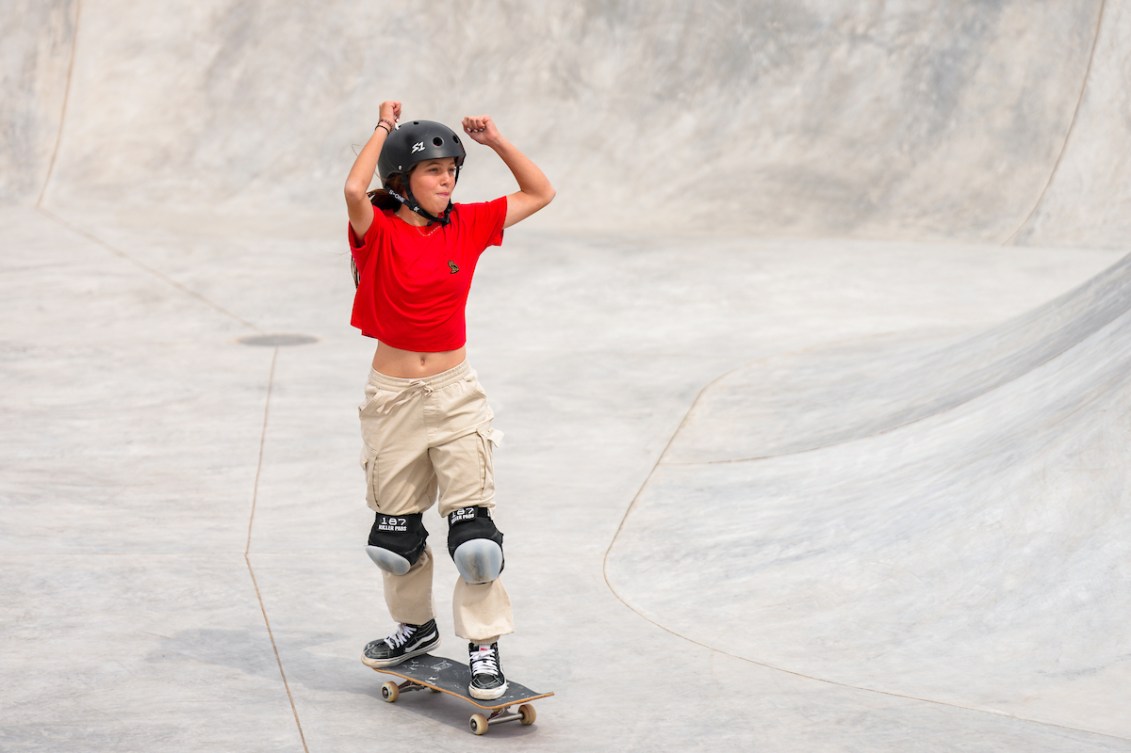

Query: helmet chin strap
[386,165,461,227]
[386,188,452,226]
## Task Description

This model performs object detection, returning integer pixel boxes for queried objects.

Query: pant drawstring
[376,379,434,415]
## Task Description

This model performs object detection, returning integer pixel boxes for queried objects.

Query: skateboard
[369,653,554,735]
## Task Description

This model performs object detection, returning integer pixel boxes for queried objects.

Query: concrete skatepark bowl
[3,2,1130,751]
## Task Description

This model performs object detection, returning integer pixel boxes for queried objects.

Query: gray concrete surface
[3,1,1130,751]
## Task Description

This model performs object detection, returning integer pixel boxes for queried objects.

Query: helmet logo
[411,141,425,154]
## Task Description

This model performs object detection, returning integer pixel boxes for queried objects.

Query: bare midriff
[371,342,467,378]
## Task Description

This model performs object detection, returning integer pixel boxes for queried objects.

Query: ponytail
[368,172,408,210]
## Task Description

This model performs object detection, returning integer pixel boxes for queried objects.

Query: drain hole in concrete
[238,333,319,347]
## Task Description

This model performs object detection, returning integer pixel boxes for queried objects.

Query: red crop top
[349,197,507,351]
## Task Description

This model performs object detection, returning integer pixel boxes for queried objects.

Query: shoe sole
[468,680,509,701]
[360,636,440,669]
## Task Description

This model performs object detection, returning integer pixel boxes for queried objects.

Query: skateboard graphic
[369,653,554,735]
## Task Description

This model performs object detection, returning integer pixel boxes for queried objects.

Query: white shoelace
[470,647,500,676]
[384,623,416,649]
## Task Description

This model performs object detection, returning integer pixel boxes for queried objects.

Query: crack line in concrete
[37,207,263,333]
[244,348,310,753]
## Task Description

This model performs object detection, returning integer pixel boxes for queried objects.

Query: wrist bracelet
[375,119,394,134]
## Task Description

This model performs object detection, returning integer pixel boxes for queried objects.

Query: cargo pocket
[360,445,380,511]
[475,426,502,502]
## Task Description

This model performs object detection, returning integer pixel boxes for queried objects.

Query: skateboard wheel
[518,704,537,726]
[469,713,489,735]
[381,681,399,703]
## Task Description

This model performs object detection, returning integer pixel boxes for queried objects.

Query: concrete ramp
[661,253,1131,460]
[606,253,1131,738]
[1013,0,1131,249]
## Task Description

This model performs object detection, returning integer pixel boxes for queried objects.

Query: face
[408,158,457,216]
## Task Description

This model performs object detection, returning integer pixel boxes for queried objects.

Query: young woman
[344,100,554,700]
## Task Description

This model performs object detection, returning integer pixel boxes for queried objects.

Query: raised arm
[345,100,402,239]
[462,115,555,228]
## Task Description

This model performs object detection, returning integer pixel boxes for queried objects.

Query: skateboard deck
[369,653,554,735]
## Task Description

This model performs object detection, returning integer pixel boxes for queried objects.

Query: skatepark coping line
[243,347,311,753]
[599,350,1131,744]
[1004,0,1107,245]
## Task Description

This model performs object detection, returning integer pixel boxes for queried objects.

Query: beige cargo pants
[359,361,512,643]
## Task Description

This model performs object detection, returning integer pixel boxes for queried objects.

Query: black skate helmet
[377,119,466,226]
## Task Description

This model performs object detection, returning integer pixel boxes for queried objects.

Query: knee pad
[366,513,428,575]
[447,507,505,584]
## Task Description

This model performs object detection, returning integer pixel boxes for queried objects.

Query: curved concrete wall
[0,0,77,204]
[665,253,1131,460]
[605,253,1131,737]
[4,0,1128,247]
[1012,1,1131,249]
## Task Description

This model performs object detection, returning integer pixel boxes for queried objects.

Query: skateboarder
[344,99,554,700]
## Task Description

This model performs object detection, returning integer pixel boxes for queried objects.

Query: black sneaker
[468,642,508,700]
[361,619,440,668]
